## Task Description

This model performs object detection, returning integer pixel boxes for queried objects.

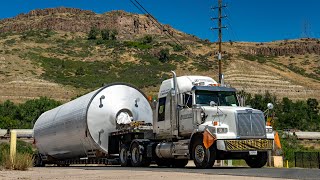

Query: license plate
[249,151,257,155]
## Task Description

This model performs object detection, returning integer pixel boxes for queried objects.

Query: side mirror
[210,101,217,107]
[267,103,274,110]
[171,89,176,96]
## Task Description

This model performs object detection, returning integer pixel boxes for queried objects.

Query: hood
[200,106,266,138]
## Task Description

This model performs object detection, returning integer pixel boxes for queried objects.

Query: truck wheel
[245,151,268,168]
[119,144,131,167]
[33,154,45,167]
[130,142,151,167]
[173,159,189,168]
[192,138,216,169]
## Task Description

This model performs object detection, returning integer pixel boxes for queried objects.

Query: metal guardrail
[0,129,33,139]
[295,152,320,169]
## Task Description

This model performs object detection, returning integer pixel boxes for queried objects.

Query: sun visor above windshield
[192,86,236,92]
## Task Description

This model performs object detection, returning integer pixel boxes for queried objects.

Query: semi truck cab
[153,72,274,168]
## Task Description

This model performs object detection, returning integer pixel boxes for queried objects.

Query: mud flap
[203,129,216,149]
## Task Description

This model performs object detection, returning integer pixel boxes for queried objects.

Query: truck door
[154,94,173,138]
[179,93,194,136]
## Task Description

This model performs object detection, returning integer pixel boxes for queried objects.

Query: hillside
[0,7,320,103]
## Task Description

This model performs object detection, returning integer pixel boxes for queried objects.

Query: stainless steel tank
[33,83,153,160]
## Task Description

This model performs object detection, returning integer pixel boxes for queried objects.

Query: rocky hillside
[0,8,183,40]
[0,8,319,103]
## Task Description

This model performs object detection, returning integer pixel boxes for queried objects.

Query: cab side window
[158,97,166,121]
[184,94,192,108]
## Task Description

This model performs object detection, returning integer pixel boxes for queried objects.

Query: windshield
[195,90,239,106]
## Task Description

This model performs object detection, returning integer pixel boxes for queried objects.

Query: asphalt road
[70,166,320,180]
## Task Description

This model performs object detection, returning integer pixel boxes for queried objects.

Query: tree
[159,49,170,63]
[110,29,118,40]
[18,97,61,128]
[101,29,110,40]
[87,27,99,40]
[0,116,19,129]
[0,100,20,120]
[142,35,153,44]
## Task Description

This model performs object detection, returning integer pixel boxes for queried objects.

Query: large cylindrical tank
[33,83,153,160]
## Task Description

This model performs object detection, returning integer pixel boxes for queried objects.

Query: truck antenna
[211,0,227,83]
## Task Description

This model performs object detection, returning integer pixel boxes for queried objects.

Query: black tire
[192,138,216,169]
[130,142,151,167]
[33,154,45,167]
[119,144,131,167]
[172,159,189,168]
[245,151,268,168]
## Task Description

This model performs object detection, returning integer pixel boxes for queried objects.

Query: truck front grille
[225,139,273,151]
[236,110,266,138]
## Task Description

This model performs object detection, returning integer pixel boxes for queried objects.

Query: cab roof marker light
[213,121,219,126]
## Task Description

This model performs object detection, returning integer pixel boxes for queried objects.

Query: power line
[130,0,184,47]
[225,6,239,42]
[132,0,184,47]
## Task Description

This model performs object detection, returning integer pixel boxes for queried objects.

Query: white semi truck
[33,72,274,168]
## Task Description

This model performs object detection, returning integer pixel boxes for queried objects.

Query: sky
[0,0,319,42]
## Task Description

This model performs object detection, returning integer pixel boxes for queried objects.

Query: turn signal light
[213,121,219,126]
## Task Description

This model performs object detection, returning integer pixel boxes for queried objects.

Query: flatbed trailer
[34,125,155,167]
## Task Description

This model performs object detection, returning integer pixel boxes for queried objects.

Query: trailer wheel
[33,154,45,167]
[130,142,151,167]
[245,151,268,168]
[119,144,131,167]
[192,138,216,169]
[173,159,189,168]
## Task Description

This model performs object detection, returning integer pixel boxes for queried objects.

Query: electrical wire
[132,0,184,46]
[130,0,185,47]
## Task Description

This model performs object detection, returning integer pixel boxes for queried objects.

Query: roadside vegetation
[0,97,61,129]
[239,91,320,131]
[0,140,33,170]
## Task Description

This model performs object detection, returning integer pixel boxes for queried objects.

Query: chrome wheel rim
[120,148,127,163]
[132,147,140,163]
[195,145,205,163]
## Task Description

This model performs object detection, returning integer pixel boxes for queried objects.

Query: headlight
[266,127,273,133]
[217,127,228,134]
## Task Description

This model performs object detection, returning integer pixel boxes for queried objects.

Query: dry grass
[0,150,33,171]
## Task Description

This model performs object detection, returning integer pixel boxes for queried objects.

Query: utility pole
[211,0,227,84]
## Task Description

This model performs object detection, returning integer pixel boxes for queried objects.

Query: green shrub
[23,52,176,89]
[159,49,170,63]
[101,29,110,40]
[87,27,99,40]
[142,35,153,44]
[4,39,16,46]
[20,29,56,41]
[239,54,271,63]
[314,68,320,75]
[95,39,105,45]
[172,44,184,52]
[110,29,118,40]
[171,54,187,62]
[287,64,306,75]
[124,41,152,49]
